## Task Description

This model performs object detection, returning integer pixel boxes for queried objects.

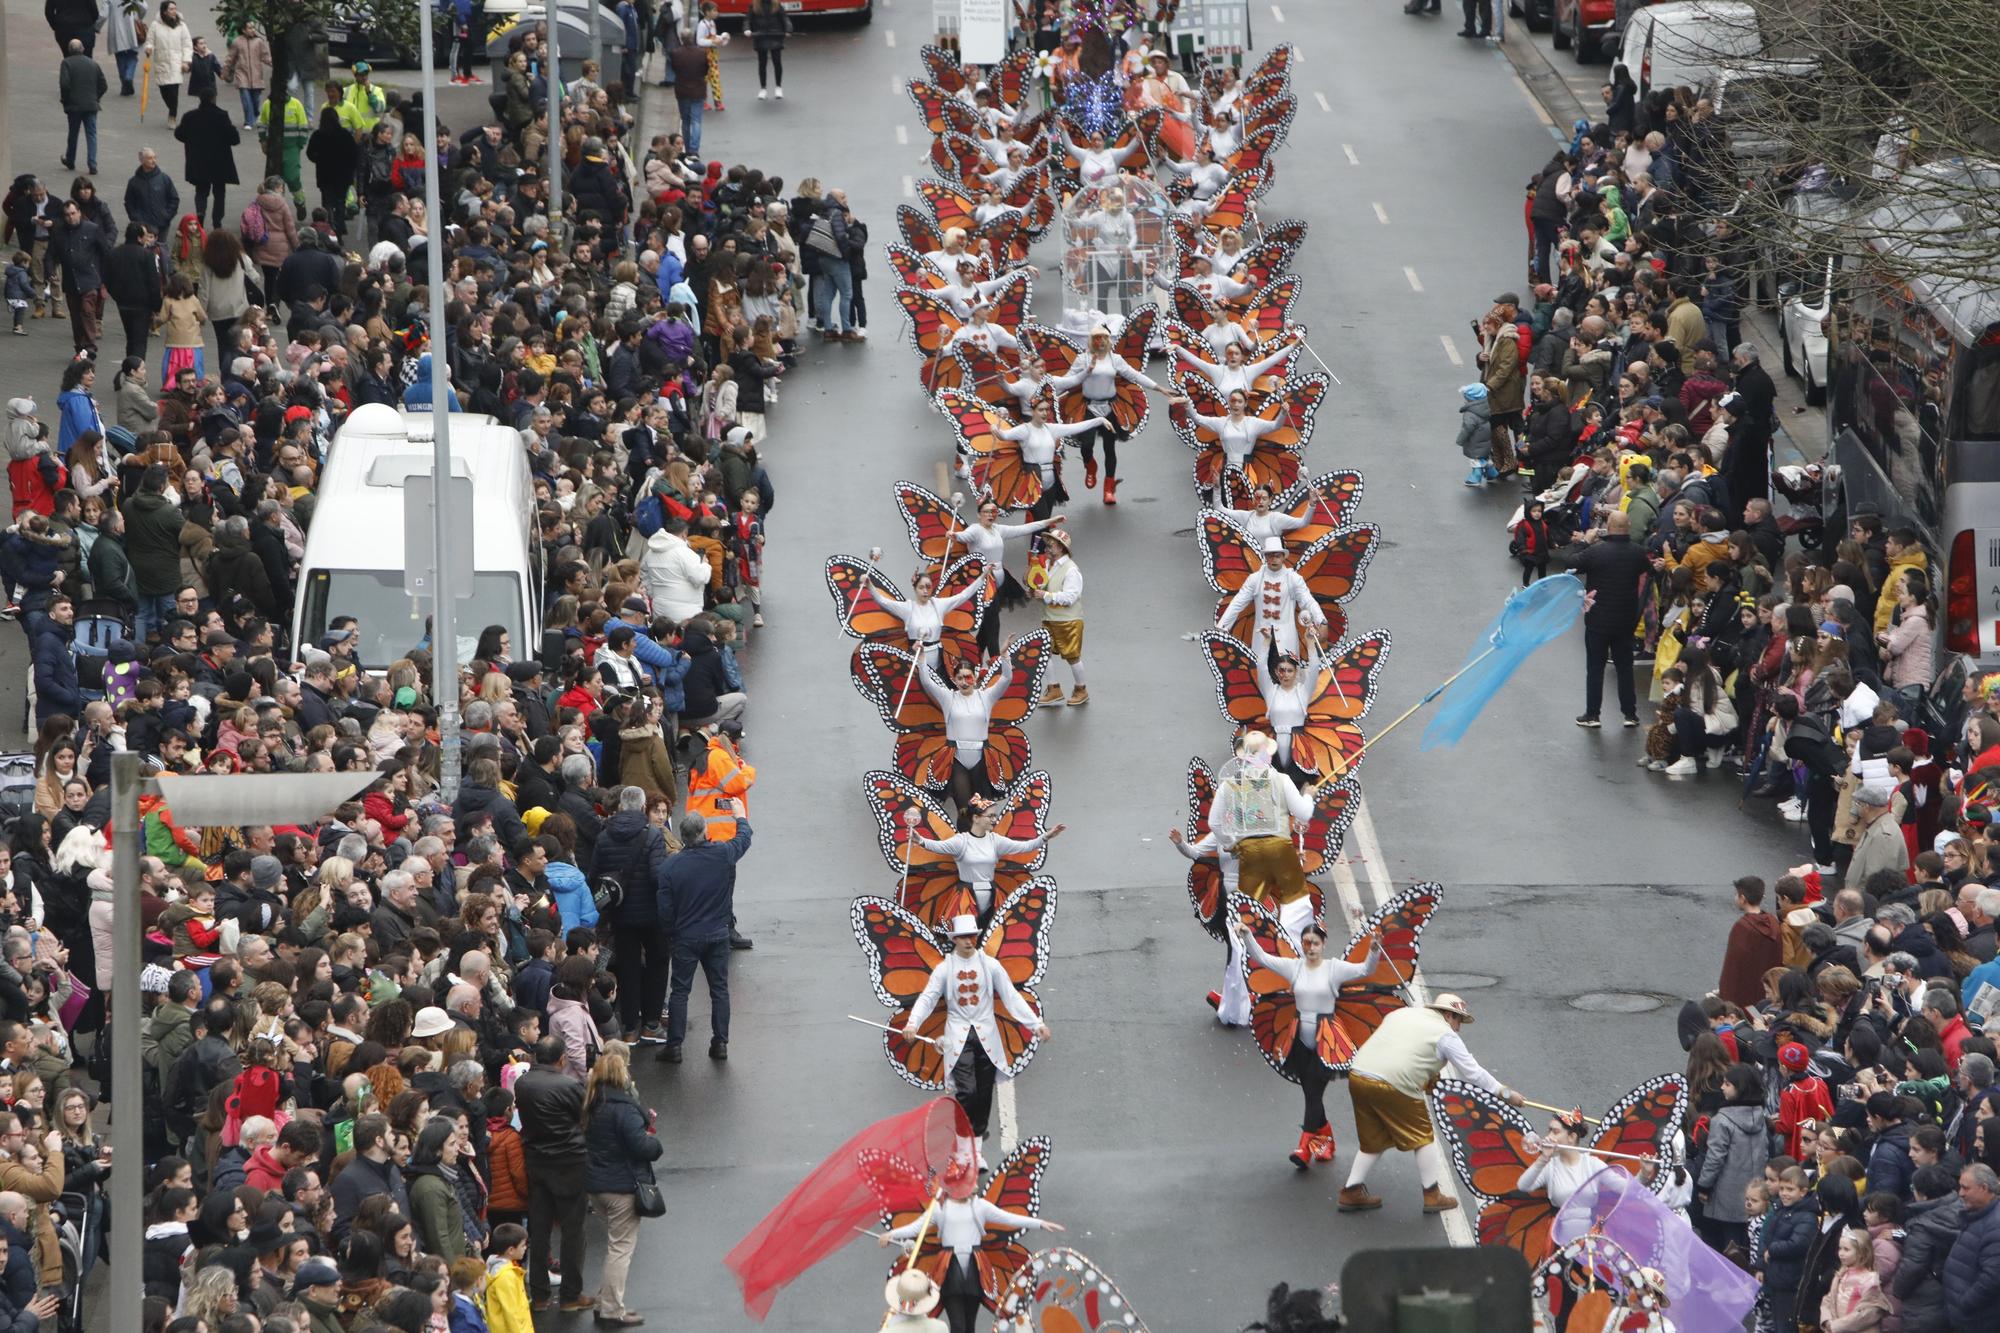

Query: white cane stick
[848,1014,942,1046]
[844,546,885,634]
[1296,335,1343,387]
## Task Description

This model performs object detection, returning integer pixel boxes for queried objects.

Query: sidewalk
[1492,19,1824,467]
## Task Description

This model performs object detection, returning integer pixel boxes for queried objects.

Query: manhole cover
[1568,992,1666,1014]
[1422,972,1499,991]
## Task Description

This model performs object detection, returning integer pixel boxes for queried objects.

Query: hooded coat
[1454,385,1492,460]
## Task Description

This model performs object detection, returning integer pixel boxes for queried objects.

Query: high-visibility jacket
[336,80,388,135]
[685,737,755,842]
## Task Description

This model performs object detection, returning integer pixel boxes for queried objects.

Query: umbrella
[1418,573,1584,750]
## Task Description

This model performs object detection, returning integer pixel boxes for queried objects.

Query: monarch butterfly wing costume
[1192,170,1266,236]
[918,178,984,235]
[1326,882,1439,1067]
[1297,775,1361,880]
[975,1136,1052,1306]
[896,287,969,395]
[1195,510,1261,596]
[1261,468,1366,550]
[1171,280,1222,332]
[920,47,967,95]
[862,769,966,924]
[825,557,906,647]
[887,243,948,290]
[988,768,1054,882]
[1229,239,1298,296]
[940,388,1037,513]
[1589,1076,1690,1194]
[979,629,1052,786]
[893,481,973,563]
[1234,274,1304,338]
[1002,161,1057,240]
[855,643,954,789]
[897,203,947,257]
[1183,757,1226,939]
[992,1247,1152,1333]
[957,345,1025,417]
[1244,92,1299,143]
[1168,376,1233,492]
[1230,891,1303,1081]
[990,49,1035,112]
[1430,1078,1557,1261]
[982,269,1035,340]
[929,134,991,187]
[1197,630,1270,732]
[1234,372,1326,492]
[1222,124,1283,185]
[851,896,952,1087]
[1289,628,1389,780]
[1243,43,1295,98]
[860,1148,951,1288]
[908,79,983,138]
[1053,307,1158,435]
[981,878,1055,1075]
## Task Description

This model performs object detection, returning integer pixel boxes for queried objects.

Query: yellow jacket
[1875,550,1929,635]
[686,736,755,842]
[483,1258,532,1333]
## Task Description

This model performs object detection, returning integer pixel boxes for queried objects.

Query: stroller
[69,602,135,706]
[1770,461,1832,550]
[52,1189,88,1333]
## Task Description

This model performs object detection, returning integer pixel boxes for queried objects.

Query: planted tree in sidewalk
[1722,0,2000,287]
[212,0,422,183]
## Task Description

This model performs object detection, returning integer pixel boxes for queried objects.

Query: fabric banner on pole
[958,0,1007,63]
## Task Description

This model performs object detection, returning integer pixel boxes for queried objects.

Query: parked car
[1617,0,1765,97]
[1511,0,1555,31]
[1704,59,1821,176]
[1553,0,1617,61]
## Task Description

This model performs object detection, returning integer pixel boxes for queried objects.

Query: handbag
[633,1162,666,1218]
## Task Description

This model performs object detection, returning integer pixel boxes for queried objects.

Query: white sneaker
[1776,796,1802,816]
[1815,863,1838,876]
[775,86,784,98]
[1781,802,1808,823]
[1662,757,1698,776]
[758,87,768,99]
[1647,759,1667,771]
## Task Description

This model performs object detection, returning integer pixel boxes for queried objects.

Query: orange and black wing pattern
[854,644,954,789]
[1292,629,1390,779]
[1184,757,1226,938]
[1198,630,1269,729]
[1253,469,1366,549]
[1171,280,1222,332]
[983,269,1034,338]
[1222,124,1284,185]
[862,768,967,925]
[974,1135,1050,1306]
[982,880,1053,1074]
[908,79,982,138]
[989,49,1034,112]
[1431,1079,1557,1261]
[1244,91,1299,142]
[1001,162,1056,238]
[826,557,906,645]
[1292,527,1380,611]
[955,345,1025,417]
[1243,43,1295,98]
[1231,892,1303,1080]
[1588,1076,1689,1188]
[1297,775,1361,879]
[1226,238,1298,294]
[1192,170,1267,234]
[918,177,984,234]
[893,481,972,563]
[987,628,1053,729]
[1235,275,1305,339]
[930,132,991,185]
[860,1149,950,1289]
[896,203,945,257]
[851,895,951,1088]
[920,46,967,94]
[1252,370,1330,453]
[939,389,1038,513]
[887,242,949,290]
[1328,881,1439,1056]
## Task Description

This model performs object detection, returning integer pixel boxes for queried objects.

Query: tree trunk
[266,18,295,185]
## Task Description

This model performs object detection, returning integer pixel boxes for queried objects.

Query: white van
[1617,1,1766,99]
[292,404,540,671]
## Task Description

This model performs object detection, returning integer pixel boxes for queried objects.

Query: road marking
[896,124,909,145]
[1270,3,1285,19]
[1349,796,1474,1246]
[1341,143,1359,165]
[1404,266,1424,293]
[1441,334,1463,366]
[997,1079,1019,1155]
[1511,73,1553,126]
[903,175,916,198]
[886,27,897,46]
[1372,201,1390,225]
[1314,92,1331,113]
[892,75,903,95]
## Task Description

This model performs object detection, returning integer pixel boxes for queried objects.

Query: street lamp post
[418,0,463,802]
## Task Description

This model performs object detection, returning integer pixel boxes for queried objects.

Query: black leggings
[947,754,996,819]
[951,1040,998,1136]
[1282,1029,1332,1132]
[940,1254,984,1333]
[160,83,181,118]
[1076,421,1130,479]
[756,48,783,87]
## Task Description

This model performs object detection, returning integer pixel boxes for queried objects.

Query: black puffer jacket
[1893,1194,1963,1333]
[593,808,669,928]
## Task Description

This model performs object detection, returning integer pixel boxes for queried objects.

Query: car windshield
[300,568,524,669]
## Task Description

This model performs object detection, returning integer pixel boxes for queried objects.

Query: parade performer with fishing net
[1338,991,1525,1214]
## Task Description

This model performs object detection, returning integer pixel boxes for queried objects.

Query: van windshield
[299,569,525,669]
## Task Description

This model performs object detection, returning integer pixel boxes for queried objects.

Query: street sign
[959,0,1007,63]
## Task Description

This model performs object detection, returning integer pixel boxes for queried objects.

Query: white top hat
[1261,536,1286,555]
[947,914,981,938]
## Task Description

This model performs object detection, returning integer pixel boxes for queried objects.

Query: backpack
[219,1063,283,1147]
[239,201,267,245]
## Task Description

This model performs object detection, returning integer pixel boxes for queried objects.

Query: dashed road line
[1372,201,1390,225]
[1341,143,1359,165]
[1271,3,1285,19]
[996,1079,1019,1154]
[1314,92,1332,113]
[902,175,916,197]
[1404,266,1424,293]
[1441,334,1463,366]
[896,124,909,145]
[885,27,897,46]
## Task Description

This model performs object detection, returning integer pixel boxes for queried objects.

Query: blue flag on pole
[1418,574,1585,750]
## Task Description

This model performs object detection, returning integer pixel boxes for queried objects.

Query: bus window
[1956,335,2000,440]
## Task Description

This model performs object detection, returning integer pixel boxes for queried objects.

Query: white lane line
[886,27,897,46]
[1404,266,1424,293]
[902,175,916,198]
[1349,796,1474,1246]
[996,1079,1019,1155]
[1441,334,1463,366]
[896,124,909,145]
[892,75,902,95]
[1271,3,1285,19]
[1511,72,1553,126]
[1341,143,1359,165]
[1314,92,1331,113]
[1372,201,1390,225]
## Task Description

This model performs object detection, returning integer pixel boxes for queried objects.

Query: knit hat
[250,855,284,890]
[1777,1041,1810,1072]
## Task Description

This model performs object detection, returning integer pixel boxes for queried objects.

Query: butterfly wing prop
[893,481,972,563]
[1222,124,1283,184]
[897,203,946,257]
[1198,630,1269,729]
[887,243,950,290]
[1430,1078,1558,1261]
[1234,468,1366,550]
[1297,775,1361,879]
[939,389,1039,513]
[920,46,967,95]
[1230,891,1303,1081]
[862,768,966,923]
[1326,881,1439,1063]
[1191,170,1266,234]
[994,1248,1152,1333]
[1226,238,1298,295]
[981,879,1054,1075]
[1290,628,1390,779]
[990,49,1034,111]
[930,132,991,186]
[974,1136,1052,1306]
[1171,280,1222,331]
[851,895,952,1088]
[1249,369,1329,454]
[1183,757,1226,938]
[982,269,1035,338]
[854,644,955,789]
[908,80,982,138]
[1293,526,1380,613]
[1002,162,1056,238]
[1244,91,1299,142]
[1243,44,1295,97]
[826,558,906,646]
[918,177,983,234]
[1588,1076,1689,1192]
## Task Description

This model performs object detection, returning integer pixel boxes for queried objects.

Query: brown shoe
[1337,1185,1382,1212]
[1422,1185,1461,1213]
[1067,686,1088,706]
[560,1297,599,1312]
[531,1298,558,1312]
[1038,685,1064,705]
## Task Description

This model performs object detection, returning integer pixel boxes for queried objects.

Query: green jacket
[121,490,186,596]
[301,1296,345,1333]
[407,1168,466,1261]
[144,1002,194,1089]
[86,531,137,609]
[1625,487,1663,543]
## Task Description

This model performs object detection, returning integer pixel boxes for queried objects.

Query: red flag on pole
[725,1096,969,1319]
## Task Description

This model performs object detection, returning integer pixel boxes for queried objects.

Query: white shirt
[915,830,1047,912]
[1192,411,1282,466]
[1242,936,1378,1027]
[1052,354,1158,405]
[1254,647,1324,737]
[918,659,1012,759]
[944,321,1021,356]
[1218,505,1307,548]
[887,1195,1043,1261]
[1217,567,1326,656]
[1177,344,1294,397]
[904,948,1043,1072]
[959,518,1052,569]
[874,585,978,648]
[1000,419,1098,480]
[1518,1151,1602,1210]
[1199,320,1254,359]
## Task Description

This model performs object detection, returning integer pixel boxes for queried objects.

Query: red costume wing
[861,770,964,923]
[987,629,1053,728]
[896,285,960,359]
[1293,529,1381,609]
[1162,317,1210,364]
[1588,1076,1690,1188]
[942,391,1037,511]
[930,133,989,185]
[826,557,906,643]
[975,1136,1049,1305]
[1329,883,1440,1055]
[955,346,1023,416]
[1169,216,1206,276]
[1249,371,1327,453]
[897,203,945,256]
[1197,171,1266,234]
[1169,376,1226,487]
[991,49,1034,111]
[856,644,944,732]
[920,47,966,94]
[1223,240,1293,297]
[1184,758,1227,938]
[1245,92,1298,143]
[908,80,960,136]
[1264,218,1309,251]
[887,243,945,290]
[1432,1078,1559,1259]
[1242,440,1302,495]
[1111,109,1163,171]
[1171,281,1220,331]
[990,769,1053,881]
[992,1248,1151,1331]
[984,724,1034,788]
[1297,776,1361,877]
[1195,512,1259,595]
[918,178,982,234]
[982,877,1056,990]
[1231,892,1302,1080]
[1291,630,1389,780]
[1271,469,1365,547]
[1245,42,1295,92]
[1021,323,1083,384]
[1198,630,1269,729]
[1002,163,1056,237]
[894,481,972,562]
[1223,125,1282,183]
[984,270,1034,337]
[1237,275,1304,339]
[852,896,948,1011]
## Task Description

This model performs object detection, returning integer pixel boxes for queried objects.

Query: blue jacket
[594,809,671,928]
[402,353,463,411]
[630,629,689,707]
[1760,1196,1819,1329]
[583,1087,662,1193]
[28,613,79,725]
[511,956,554,1014]
[56,387,100,452]
[545,858,598,933]
[652,252,686,306]
[655,820,752,940]
[1945,1198,2000,1332]
[617,0,641,49]
[1867,1120,1915,1201]
[448,1293,489,1333]
[1962,957,2000,1021]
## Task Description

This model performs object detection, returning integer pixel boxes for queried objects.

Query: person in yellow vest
[685,719,756,949]
[1338,992,1525,1214]
[1029,525,1085,706]
[336,62,388,135]
[257,89,311,196]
